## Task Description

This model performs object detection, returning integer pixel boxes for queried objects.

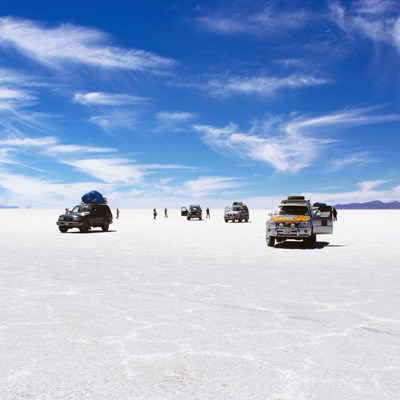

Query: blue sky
[0,0,400,208]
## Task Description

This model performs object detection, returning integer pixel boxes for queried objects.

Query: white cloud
[0,136,58,147]
[327,151,378,171]
[73,92,149,106]
[156,111,195,122]
[89,112,139,133]
[194,122,331,174]
[358,179,389,191]
[178,176,243,198]
[329,1,400,49]
[194,106,400,174]
[205,74,327,98]
[0,17,175,72]
[60,158,146,185]
[197,5,310,36]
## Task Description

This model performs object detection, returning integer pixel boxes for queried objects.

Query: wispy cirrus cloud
[73,92,149,106]
[194,122,332,174]
[157,111,196,122]
[205,74,328,98]
[197,4,311,36]
[0,136,115,155]
[89,111,140,133]
[327,151,378,172]
[194,106,400,174]
[329,1,400,49]
[0,17,175,72]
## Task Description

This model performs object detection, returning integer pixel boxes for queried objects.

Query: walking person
[116,208,120,219]
[153,208,158,220]
[164,208,168,218]
[332,207,337,221]
[206,207,210,219]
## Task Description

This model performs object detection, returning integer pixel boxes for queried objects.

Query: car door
[313,205,333,234]
[181,207,188,216]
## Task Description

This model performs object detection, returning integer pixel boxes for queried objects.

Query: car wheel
[304,233,316,247]
[267,236,275,247]
[59,226,68,233]
[224,219,228,223]
[102,219,109,232]
[80,221,90,233]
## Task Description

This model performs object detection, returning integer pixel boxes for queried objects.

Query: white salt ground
[0,209,399,400]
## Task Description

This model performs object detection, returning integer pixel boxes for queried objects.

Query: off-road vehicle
[224,202,249,222]
[266,196,333,247]
[181,205,202,220]
[57,203,113,233]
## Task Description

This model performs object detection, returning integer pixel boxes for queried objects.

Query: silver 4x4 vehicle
[181,205,202,220]
[266,196,333,247]
[57,203,113,233]
[224,202,249,222]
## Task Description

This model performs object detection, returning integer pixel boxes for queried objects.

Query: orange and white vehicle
[266,196,333,247]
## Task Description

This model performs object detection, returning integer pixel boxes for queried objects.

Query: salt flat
[0,209,399,400]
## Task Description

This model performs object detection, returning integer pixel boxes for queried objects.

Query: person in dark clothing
[164,208,168,218]
[332,208,337,221]
[153,208,158,219]
[206,208,210,219]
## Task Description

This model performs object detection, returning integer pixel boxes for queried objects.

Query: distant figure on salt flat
[65,208,69,214]
[206,207,210,219]
[164,208,168,218]
[116,208,120,219]
[332,208,337,221]
[153,208,158,219]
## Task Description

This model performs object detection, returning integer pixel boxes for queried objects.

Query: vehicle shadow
[274,241,330,250]
[68,229,117,234]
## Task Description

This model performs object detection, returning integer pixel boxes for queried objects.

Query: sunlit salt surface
[0,209,399,399]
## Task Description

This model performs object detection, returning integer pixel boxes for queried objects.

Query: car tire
[267,236,275,247]
[59,226,68,233]
[304,233,316,247]
[80,221,90,233]
[102,219,109,232]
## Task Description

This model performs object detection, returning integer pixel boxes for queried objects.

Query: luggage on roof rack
[287,196,305,201]
[81,190,107,204]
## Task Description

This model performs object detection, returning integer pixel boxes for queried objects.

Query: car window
[275,206,309,216]
[72,205,92,213]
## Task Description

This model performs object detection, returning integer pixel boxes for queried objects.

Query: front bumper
[56,221,83,228]
[266,222,311,238]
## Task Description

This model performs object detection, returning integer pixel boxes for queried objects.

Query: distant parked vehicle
[181,205,202,220]
[266,195,333,247]
[224,202,249,222]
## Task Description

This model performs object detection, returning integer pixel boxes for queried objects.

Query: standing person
[153,208,158,219]
[164,208,168,218]
[332,207,337,221]
[206,207,210,219]
[116,208,120,219]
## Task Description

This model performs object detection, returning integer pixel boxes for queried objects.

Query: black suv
[181,205,202,220]
[57,203,113,233]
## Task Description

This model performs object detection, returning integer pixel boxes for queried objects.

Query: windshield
[274,205,309,216]
[71,205,92,213]
[190,206,201,211]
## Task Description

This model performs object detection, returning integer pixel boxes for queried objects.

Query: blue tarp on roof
[81,190,105,204]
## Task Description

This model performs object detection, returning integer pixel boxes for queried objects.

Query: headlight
[298,222,310,228]
[290,223,295,229]
[59,216,64,221]
[279,223,284,228]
